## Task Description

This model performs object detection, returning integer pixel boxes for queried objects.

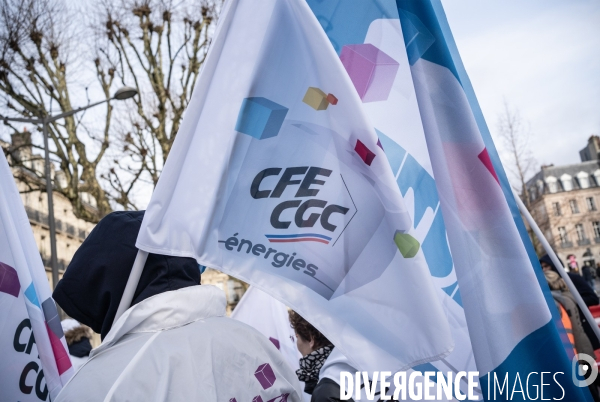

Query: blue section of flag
[397,154,439,228]
[375,129,406,176]
[480,321,591,401]
[265,233,332,241]
[306,0,398,54]
[24,282,40,308]
[452,288,463,308]
[442,282,457,297]
[412,363,464,400]
[397,9,435,66]
[396,0,460,83]
[421,211,453,278]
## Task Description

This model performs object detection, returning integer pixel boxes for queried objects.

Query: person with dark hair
[289,310,339,401]
[54,211,302,402]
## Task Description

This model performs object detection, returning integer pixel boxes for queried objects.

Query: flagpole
[113,249,148,324]
[513,189,600,344]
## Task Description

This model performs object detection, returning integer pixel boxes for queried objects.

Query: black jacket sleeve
[568,273,599,306]
[311,378,354,402]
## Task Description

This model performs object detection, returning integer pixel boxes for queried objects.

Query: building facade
[201,268,248,315]
[526,136,600,271]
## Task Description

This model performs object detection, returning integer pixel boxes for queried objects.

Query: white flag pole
[113,250,149,324]
[513,189,600,343]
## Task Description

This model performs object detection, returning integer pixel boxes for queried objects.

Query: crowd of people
[540,254,600,401]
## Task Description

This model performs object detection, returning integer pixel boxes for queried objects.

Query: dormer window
[577,171,590,189]
[594,170,600,186]
[560,174,573,191]
[536,180,544,195]
[546,176,558,193]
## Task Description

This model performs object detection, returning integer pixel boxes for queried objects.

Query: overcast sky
[442,0,600,174]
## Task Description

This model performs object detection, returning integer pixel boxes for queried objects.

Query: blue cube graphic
[235,97,288,140]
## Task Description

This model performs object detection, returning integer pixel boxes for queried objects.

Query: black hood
[539,254,564,273]
[53,211,200,339]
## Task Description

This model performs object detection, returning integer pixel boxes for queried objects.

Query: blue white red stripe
[265,234,332,244]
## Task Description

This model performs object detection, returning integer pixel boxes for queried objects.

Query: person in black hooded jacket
[53,211,303,402]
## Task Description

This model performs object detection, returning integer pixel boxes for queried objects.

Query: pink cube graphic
[254,363,276,390]
[340,44,399,103]
[354,140,376,166]
[326,93,338,105]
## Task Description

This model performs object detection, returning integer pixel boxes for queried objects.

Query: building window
[537,180,544,195]
[587,197,597,211]
[552,202,562,216]
[546,176,558,193]
[558,227,569,243]
[594,170,600,186]
[593,222,600,239]
[561,174,573,191]
[570,199,580,214]
[577,172,590,189]
[576,223,587,241]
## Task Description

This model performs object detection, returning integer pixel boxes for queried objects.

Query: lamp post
[1,86,138,289]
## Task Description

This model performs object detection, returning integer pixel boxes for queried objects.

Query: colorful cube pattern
[254,363,276,390]
[235,97,288,140]
[394,231,420,258]
[354,140,376,166]
[252,396,264,402]
[303,87,329,110]
[326,93,338,105]
[0,261,19,298]
[340,44,399,103]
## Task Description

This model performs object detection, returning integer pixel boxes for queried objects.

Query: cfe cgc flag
[136,0,454,373]
[0,152,73,401]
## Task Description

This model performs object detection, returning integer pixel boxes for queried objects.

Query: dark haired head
[288,310,332,350]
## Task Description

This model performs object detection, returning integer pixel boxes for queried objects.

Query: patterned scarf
[296,345,334,383]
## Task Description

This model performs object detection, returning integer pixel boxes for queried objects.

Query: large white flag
[136,0,453,372]
[0,152,73,401]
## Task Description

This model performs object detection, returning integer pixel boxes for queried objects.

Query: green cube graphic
[394,231,420,258]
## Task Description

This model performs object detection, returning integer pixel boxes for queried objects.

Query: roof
[526,160,600,199]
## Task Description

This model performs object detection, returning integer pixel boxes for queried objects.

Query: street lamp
[1,86,138,289]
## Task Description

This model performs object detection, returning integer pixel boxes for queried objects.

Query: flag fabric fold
[0,151,73,401]
[136,0,453,374]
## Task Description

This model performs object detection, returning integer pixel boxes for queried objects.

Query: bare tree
[0,0,117,221]
[97,0,217,198]
[496,101,537,209]
[0,0,218,220]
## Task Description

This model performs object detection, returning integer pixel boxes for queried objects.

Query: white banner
[137,0,452,372]
[0,152,73,401]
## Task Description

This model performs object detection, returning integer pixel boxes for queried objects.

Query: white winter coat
[56,285,303,402]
